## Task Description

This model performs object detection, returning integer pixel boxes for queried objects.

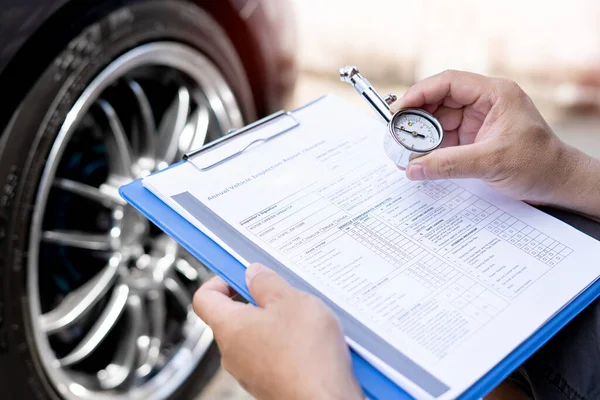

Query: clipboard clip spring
[183,110,300,171]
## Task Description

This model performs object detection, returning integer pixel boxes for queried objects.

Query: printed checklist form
[143,95,600,400]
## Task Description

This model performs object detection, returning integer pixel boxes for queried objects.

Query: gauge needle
[395,127,426,139]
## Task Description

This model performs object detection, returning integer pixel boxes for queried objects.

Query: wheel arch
[0,0,273,139]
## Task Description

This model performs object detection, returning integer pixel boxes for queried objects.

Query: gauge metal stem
[339,65,393,124]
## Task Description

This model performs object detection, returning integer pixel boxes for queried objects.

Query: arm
[552,146,600,222]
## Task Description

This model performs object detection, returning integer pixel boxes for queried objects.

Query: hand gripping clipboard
[120,96,600,400]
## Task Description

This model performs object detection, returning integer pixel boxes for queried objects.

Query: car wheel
[0,1,255,399]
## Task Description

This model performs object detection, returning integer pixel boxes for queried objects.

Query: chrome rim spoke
[40,256,121,333]
[180,252,215,283]
[165,275,192,312]
[42,230,114,251]
[148,289,166,345]
[54,178,126,207]
[59,284,129,367]
[98,293,143,390]
[136,288,165,378]
[157,86,191,166]
[134,297,151,373]
[174,258,199,281]
[127,80,156,164]
[178,102,211,156]
[97,99,135,178]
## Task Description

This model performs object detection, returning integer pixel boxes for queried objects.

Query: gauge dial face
[390,110,443,152]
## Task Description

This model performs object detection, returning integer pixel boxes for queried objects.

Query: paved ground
[194,74,600,400]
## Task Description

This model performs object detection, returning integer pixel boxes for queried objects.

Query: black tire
[0,1,255,399]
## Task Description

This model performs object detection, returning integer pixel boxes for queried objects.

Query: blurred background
[200,0,600,397]
[286,0,600,157]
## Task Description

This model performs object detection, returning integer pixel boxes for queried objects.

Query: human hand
[192,263,364,400]
[391,70,600,218]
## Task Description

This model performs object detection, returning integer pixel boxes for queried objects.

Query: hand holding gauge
[339,65,443,168]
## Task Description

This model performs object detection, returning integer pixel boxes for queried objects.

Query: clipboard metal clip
[183,110,300,171]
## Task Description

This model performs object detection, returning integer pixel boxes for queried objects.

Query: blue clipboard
[120,177,600,400]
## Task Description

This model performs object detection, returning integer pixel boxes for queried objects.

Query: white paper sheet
[143,95,600,399]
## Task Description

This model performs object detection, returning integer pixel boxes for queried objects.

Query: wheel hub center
[117,205,150,247]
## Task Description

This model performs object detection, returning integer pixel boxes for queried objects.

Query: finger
[433,106,463,132]
[405,143,495,181]
[246,263,296,308]
[423,103,439,114]
[193,277,246,327]
[440,129,459,148]
[397,130,457,171]
[392,70,493,112]
[202,275,239,298]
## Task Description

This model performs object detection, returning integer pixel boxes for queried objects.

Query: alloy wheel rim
[27,42,244,399]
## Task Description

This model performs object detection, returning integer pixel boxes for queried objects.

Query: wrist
[550,143,600,220]
[294,388,363,400]
[298,376,363,400]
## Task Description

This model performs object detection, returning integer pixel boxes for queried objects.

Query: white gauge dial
[390,110,442,152]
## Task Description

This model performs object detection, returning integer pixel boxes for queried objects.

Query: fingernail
[407,163,426,180]
[246,263,268,286]
[390,96,404,111]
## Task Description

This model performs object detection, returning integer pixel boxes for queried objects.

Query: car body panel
[0,0,296,119]
[0,0,71,75]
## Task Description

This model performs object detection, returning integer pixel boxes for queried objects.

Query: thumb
[406,143,493,181]
[246,263,294,307]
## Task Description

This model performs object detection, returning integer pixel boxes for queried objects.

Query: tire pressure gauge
[340,66,444,168]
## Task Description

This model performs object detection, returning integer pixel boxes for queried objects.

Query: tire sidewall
[0,1,252,398]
